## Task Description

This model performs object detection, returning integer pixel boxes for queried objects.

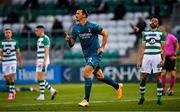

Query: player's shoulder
[168,33,177,39]
[11,39,19,43]
[72,23,80,31]
[44,35,50,41]
[87,21,99,27]
[44,35,49,39]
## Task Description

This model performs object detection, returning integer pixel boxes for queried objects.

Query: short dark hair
[78,8,89,17]
[36,25,45,29]
[150,15,162,25]
[4,28,12,31]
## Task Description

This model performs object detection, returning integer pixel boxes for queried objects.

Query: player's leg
[155,72,163,105]
[161,70,167,95]
[93,67,123,99]
[44,79,57,100]
[16,87,38,92]
[42,64,57,100]
[138,55,151,105]
[36,72,46,100]
[168,70,176,96]
[153,54,163,105]
[4,74,16,101]
[138,73,148,105]
[35,64,57,100]
[3,64,17,100]
[168,59,176,96]
[161,56,169,95]
[78,65,94,107]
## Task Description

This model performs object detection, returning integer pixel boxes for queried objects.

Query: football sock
[140,79,146,98]
[6,82,10,92]
[157,82,163,101]
[9,82,15,94]
[44,80,52,90]
[19,87,31,91]
[84,78,92,102]
[169,76,175,91]
[161,75,166,90]
[100,75,119,89]
[39,80,45,95]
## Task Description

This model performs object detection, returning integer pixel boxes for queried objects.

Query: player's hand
[18,62,22,69]
[65,32,71,41]
[160,60,165,67]
[136,62,141,70]
[97,47,104,55]
[170,55,176,60]
[43,62,46,68]
[134,26,139,32]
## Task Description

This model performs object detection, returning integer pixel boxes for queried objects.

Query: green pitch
[0,83,180,111]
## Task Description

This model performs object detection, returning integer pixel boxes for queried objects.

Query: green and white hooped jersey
[37,35,50,64]
[0,39,19,64]
[142,30,165,55]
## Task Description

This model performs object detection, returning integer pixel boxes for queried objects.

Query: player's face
[75,10,84,21]
[35,28,43,37]
[4,30,12,39]
[150,18,159,29]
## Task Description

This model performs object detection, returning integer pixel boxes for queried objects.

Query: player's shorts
[141,54,162,74]
[36,63,48,72]
[2,63,16,76]
[163,56,176,72]
[85,54,102,69]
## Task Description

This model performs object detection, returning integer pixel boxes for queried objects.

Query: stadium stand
[0,0,179,67]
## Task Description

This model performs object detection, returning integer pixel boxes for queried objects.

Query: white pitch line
[1,97,180,108]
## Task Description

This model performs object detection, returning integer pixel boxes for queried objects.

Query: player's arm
[0,43,2,61]
[137,32,145,69]
[65,32,75,48]
[97,30,108,54]
[43,37,50,67]
[175,42,179,56]
[161,41,166,66]
[43,46,49,67]
[16,49,22,69]
[0,50,2,61]
[160,32,166,66]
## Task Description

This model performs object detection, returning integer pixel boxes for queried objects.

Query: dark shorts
[163,56,176,72]
[85,54,102,69]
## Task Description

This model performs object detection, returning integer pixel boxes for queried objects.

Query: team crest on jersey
[5,48,11,54]
[149,38,156,45]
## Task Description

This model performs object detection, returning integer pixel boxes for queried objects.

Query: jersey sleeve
[92,24,103,34]
[141,34,146,43]
[171,34,178,44]
[70,27,77,40]
[15,41,20,49]
[43,37,50,47]
[161,32,166,41]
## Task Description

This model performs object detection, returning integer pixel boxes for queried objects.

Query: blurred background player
[0,85,38,92]
[137,16,166,105]
[35,25,57,101]
[0,28,22,101]
[159,25,179,96]
[65,8,123,107]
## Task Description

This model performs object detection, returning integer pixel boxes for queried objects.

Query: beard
[150,23,157,29]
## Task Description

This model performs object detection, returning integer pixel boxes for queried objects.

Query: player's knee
[171,71,176,77]
[161,71,167,76]
[83,71,91,78]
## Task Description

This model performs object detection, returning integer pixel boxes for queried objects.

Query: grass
[0,83,180,111]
